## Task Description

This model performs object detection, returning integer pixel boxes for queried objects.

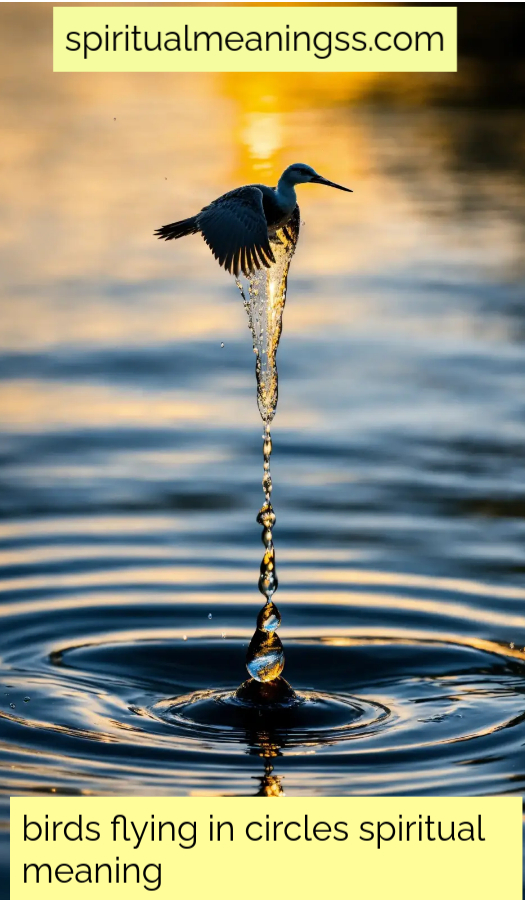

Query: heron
[154,163,352,277]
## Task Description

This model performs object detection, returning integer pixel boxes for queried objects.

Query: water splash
[236,206,300,425]
[235,207,300,689]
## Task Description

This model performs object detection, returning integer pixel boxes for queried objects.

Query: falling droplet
[246,630,284,682]
[220,342,224,348]
[257,502,276,529]
[258,545,278,598]
[182,635,187,641]
[9,703,15,709]
[257,601,281,632]
[208,613,213,619]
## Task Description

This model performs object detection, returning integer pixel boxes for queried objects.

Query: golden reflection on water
[1,4,525,513]
[1,6,524,325]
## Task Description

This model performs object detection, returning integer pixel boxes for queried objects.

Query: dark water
[1,85,525,889]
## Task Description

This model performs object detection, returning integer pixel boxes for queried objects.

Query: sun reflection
[1,7,523,363]
[241,111,284,168]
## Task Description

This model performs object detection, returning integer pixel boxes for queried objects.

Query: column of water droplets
[245,423,285,682]
[235,208,301,686]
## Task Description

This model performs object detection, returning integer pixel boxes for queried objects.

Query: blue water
[1,86,525,890]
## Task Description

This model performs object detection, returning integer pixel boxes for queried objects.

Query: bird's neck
[275,176,297,215]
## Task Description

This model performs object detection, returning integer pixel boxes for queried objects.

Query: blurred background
[1,1,525,890]
[1,2,525,578]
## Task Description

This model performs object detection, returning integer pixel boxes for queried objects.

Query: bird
[155,163,352,277]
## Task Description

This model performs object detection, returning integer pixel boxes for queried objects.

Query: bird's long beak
[311,175,353,192]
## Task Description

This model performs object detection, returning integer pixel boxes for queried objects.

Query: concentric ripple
[2,555,525,801]
[150,687,390,746]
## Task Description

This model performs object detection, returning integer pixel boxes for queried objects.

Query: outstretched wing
[197,186,275,277]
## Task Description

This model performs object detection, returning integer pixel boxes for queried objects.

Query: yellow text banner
[53,6,457,72]
[11,795,522,898]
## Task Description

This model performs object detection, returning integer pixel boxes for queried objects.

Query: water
[1,33,525,887]
[236,206,300,424]
[236,209,300,687]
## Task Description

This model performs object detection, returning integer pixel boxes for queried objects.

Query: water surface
[1,19,525,888]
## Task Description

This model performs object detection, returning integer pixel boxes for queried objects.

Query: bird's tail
[154,216,199,241]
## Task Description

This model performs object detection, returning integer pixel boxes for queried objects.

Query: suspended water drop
[257,601,281,632]
[220,342,224,348]
[9,703,15,709]
[258,545,277,598]
[182,635,188,641]
[23,697,30,703]
[208,613,213,620]
[246,629,284,682]
[257,502,276,529]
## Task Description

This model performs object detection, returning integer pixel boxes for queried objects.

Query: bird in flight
[155,163,352,277]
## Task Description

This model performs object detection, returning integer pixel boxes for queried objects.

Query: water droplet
[182,635,187,641]
[262,471,272,496]
[258,546,278,598]
[9,703,15,709]
[220,342,224,348]
[208,613,213,619]
[246,630,284,682]
[257,602,281,632]
[257,502,276,528]
[262,528,273,548]
[221,632,226,639]
[23,697,30,703]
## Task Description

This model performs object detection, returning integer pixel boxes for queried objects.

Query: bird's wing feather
[197,186,275,276]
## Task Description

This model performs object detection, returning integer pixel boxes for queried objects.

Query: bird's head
[281,163,352,192]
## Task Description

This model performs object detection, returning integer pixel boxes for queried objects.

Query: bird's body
[256,182,297,229]
[155,163,352,277]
